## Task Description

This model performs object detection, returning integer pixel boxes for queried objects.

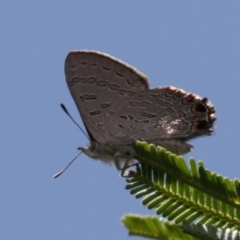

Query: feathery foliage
[122,141,240,239]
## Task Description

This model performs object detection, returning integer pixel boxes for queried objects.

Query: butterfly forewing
[65,51,149,144]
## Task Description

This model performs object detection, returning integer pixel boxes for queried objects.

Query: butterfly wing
[108,86,216,147]
[65,51,149,144]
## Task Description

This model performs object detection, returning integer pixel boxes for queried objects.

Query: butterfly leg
[114,156,137,177]
[121,161,139,178]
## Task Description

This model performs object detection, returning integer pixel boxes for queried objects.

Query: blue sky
[1,1,240,239]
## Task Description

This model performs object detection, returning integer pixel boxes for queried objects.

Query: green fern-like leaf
[122,215,196,239]
[134,141,240,206]
[181,221,240,240]
[124,142,240,235]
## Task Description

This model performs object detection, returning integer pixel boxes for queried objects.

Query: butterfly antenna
[53,151,82,178]
[60,103,90,141]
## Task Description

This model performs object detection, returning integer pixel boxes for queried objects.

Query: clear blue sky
[1,1,240,239]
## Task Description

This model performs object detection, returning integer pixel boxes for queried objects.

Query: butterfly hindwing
[109,86,215,143]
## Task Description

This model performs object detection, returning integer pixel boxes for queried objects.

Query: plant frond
[125,141,240,230]
[181,221,240,240]
[122,214,196,240]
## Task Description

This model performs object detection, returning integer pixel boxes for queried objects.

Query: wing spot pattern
[87,77,97,84]
[165,108,175,114]
[193,102,207,113]
[108,84,120,91]
[120,115,128,119]
[129,101,140,107]
[70,64,77,69]
[80,94,96,101]
[177,111,187,118]
[80,61,87,66]
[155,99,164,106]
[102,103,110,108]
[142,111,157,118]
[102,66,111,71]
[140,101,152,107]
[97,80,108,87]
[89,110,102,116]
[70,77,97,85]
[115,71,125,78]
[118,90,135,97]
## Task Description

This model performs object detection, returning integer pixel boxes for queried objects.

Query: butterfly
[64,50,216,171]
